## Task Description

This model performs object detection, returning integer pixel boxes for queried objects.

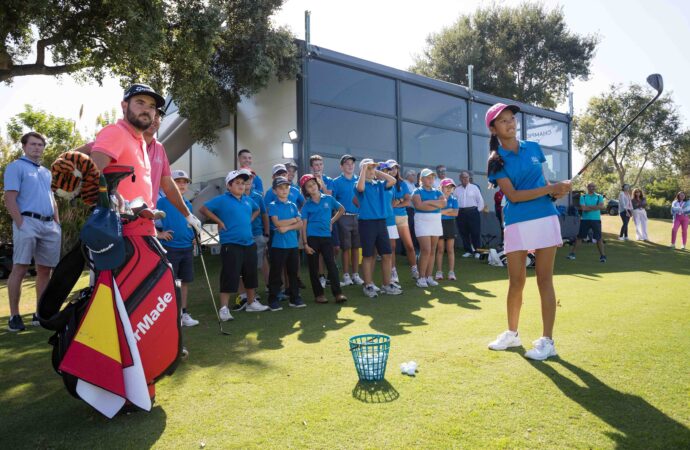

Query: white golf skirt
[414,212,443,237]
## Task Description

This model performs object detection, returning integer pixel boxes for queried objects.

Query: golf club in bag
[575,74,664,181]
[195,231,231,335]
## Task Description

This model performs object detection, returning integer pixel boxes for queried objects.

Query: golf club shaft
[196,233,230,335]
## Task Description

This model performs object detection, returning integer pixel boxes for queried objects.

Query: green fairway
[1,216,689,449]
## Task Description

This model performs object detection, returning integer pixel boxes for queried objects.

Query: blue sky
[1,0,687,170]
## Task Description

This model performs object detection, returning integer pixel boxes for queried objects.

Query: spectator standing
[617,184,633,241]
[386,161,418,282]
[631,188,649,241]
[4,132,61,332]
[567,183,607,262]
[238,149,263,193]
[412,168,446,288]
[455,170,485,258]
[331,155,364,286]
[432,165,446,189]
[435,178,459,280]
[670,191,689,249]
[403,168,420,256]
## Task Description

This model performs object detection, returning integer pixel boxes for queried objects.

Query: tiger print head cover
[51,151,100,205]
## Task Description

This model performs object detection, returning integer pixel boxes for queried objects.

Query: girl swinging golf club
[485,103,572,360]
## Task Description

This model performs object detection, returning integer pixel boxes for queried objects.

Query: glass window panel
[401,122,468,170]
[400,83,467,129]
[309,105,396,162]
[471,103,521,136]
[542,148,569,181]
[526,115,568,150]
[308,60,396,115]
[471,135,490,173]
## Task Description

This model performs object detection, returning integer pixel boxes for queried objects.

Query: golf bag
[38,235,182,403]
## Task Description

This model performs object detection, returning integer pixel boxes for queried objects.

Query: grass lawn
[1,216,689,449]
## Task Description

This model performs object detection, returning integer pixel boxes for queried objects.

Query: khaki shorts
[13,217,61,267]
[395,215,408,227]
[253,234,268,268]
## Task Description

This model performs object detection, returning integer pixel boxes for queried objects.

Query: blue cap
[81,207,125,270]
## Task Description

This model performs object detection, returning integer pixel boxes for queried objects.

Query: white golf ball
[406,366,416,376]
[400,363,409,373]
[408,361,418,371]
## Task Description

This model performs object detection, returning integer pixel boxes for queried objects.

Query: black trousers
[457,207,481,252]
[306,236,342,297]
[268,247,299,302]
[407,207,419,250]
[619,212,631,238]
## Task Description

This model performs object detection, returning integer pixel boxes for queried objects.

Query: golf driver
[195,231,231,336]
[575,73,664,180]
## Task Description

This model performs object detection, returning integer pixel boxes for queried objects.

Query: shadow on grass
[352,379,399,403]
[531,358,690,449]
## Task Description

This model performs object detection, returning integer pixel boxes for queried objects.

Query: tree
[1,0,300,147]
[574,83,683,191]
[410,3,598,108]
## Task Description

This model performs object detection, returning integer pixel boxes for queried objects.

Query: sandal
[335,294,348,304]
[315,295,328,304]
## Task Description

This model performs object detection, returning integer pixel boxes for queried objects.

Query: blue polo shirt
[4,157,54,217]
[252,174,264,194]
[156,197,195,248]
[384,187,396,226]
[321,175,335,192]
[249,190,267,236]
[331,173,359,214]
[354,180,392,220]
[264,185,305,209]
[302,194,342,238]
[442,195,459,220]
[580,193,604,221]
[267,199,300,248]
[393,182,410,217]
[488,140,558,226]
[413,187,443,214]
[204,192,257,246]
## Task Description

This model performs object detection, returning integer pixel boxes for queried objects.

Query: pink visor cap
[485,103,520,129]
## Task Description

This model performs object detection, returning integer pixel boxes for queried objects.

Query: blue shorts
[358,219,391,257]
[331,224,340,247]
[578,219,602,240]
[164,246,194,283]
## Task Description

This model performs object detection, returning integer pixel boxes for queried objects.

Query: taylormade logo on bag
[133,292,174,341]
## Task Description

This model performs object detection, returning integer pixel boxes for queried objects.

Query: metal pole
[467,65,474,91]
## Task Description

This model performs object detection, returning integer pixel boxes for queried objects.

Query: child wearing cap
[264,164,305,208]
[354,159,402,298]
[412,168,446,288]
[266,176,305,310]
[380,162,404,287]
[435,178,459,281]
[156,170,200,326]
[485,102,571,361]
[300,174,347,303]
[199,170,269,321]
[331,155,364,286]
[386,161,419,281]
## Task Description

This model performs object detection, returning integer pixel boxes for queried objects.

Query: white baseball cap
[225,169,251,185]
[272,164,288,175]
[420,168,435,178]
[171,169,191,182]
[359,158,375,169]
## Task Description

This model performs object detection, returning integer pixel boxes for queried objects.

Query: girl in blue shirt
[385,160,418,284]
[299,174,347,304]
[435,178,459,281]
[485,103,571,361]
[412,168,446,288]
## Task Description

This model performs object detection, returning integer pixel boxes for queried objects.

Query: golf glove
[186,214,203,234]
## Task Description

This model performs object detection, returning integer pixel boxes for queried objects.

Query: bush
[646,196,672,219]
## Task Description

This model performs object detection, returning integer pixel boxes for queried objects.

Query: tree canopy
[1,0,300,147]
[574,83,683,194]
[410,3,598,108]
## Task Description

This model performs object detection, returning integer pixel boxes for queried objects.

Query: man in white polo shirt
[454,170,484,258]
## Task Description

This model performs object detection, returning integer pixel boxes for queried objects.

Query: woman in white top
[617,184,633,240]
[631,188,648,241]
[670,191,690,249]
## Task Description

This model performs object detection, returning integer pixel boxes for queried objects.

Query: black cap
[272,176,290,189]
[123,84,165,108]
[340,154,356,165]
[285,161,298,169]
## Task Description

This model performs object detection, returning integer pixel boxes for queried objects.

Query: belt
[344,212,358,216]
[459,207,478,211]
[21,211,53,222]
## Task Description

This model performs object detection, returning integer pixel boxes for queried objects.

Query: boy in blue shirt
[264,164,305,208]
[332,155,364,286]
[199,169,269,321]
[266,176,306,311]
[156,170,199,327]
[354,158,402,298]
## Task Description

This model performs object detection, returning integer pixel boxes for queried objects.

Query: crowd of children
[162,154,471,323]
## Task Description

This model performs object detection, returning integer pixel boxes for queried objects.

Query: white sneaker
[391,267,399,284]
[448,270,456,281]
[352,273,365,285]
[474,252,481,259]
[416,277,428,288]
[181,312,199,327]
[246,300,270,312]
[462,252,473,258]
[618,236,625,241]
[341,273,354,286]
[319,276,327,288]
[682,245,686,250]
[435,271,443,280]
[372,284,381,292]
[411,266,420,279]
[382,284,403,295]
[426,276,439,287]
[363,284,378,298]
[390,280,402,289]
[219,306,234,322]
[488,330,521,350]
[524,337,558,361]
